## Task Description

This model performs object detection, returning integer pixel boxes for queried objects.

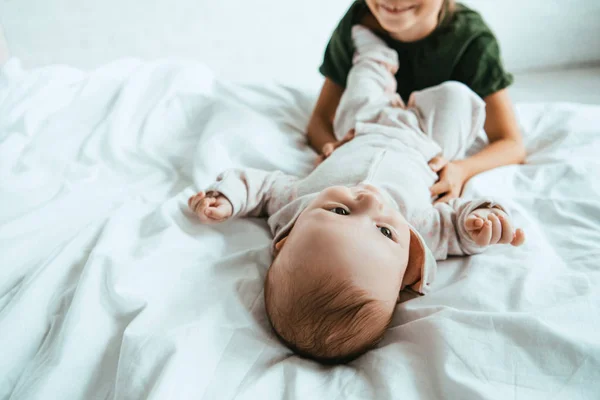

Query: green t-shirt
[319,1,513,100]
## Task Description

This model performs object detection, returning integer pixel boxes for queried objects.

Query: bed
[1,1,600,399]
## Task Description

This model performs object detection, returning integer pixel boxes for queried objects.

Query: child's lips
[378,2,416,15]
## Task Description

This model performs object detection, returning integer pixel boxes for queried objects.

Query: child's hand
[465,208,525,247]
[314,129,355,166]
[188,191,233,223]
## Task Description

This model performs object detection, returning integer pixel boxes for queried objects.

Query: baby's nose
[357,191,383,209]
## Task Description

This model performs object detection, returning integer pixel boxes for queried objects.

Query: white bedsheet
[1,58,599,399]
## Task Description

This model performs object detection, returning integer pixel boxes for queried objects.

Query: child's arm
[433,23,526,202]
[460,89,525,175]
[188,169,297,223]
[307,78,343,156]
[414,199,525,260]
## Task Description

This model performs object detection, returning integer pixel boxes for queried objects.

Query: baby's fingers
[511,229,526,247]
[188,192,206,212]
[465,215,484,231]
[206,204,231,221]
[474,220,493,246]
[488,213,502,244]
[193,198,215,220]
[497,213,515,244]
[198,197,216,211]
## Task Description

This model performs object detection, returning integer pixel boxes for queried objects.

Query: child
[188,26,525,364]
[309,0,525,204]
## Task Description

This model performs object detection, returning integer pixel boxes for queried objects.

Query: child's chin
[376,12,416,31]
[378,20,408,35]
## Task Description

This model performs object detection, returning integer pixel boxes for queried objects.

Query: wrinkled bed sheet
[1,58,599,399]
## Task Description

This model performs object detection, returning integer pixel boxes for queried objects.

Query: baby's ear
[402,229,426,288]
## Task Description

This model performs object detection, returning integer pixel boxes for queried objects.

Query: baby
[188,26,525,364]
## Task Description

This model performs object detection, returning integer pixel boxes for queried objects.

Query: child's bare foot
[188,191,233,223]
[465,208,525,247]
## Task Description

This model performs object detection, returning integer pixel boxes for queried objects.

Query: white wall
[0,23,8,64]
[463,0,600,71]
[1,0,600,88]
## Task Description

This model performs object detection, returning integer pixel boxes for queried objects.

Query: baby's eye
[379,226,393,240]
[330,207,349,216]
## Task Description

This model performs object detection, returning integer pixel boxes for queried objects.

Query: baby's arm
[333,25,400,141]
[188,169,297,223]
[413,199,524,259]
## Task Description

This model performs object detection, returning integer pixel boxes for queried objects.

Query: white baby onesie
[206,26,504,294]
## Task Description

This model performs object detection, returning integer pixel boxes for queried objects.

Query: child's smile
[365,0,444,42]
[377,2,418,17]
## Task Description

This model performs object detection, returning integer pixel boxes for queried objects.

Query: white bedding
[1,58,600,399]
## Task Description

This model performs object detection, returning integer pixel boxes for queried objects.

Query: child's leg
[407,81,486,161]
[333,25,400,142]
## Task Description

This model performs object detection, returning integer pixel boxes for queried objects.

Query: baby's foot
[465,208,525,247]
[351,25,399,73]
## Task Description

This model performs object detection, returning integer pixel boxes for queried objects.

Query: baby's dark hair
[264,256,394,364]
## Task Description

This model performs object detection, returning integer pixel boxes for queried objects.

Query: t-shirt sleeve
[452,33,514,99]
[318,18,354,88]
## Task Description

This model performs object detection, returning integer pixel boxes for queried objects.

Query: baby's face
[276,185,412,303]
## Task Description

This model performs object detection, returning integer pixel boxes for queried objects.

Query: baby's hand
[465,208,525,247]
[188,191,233,223]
